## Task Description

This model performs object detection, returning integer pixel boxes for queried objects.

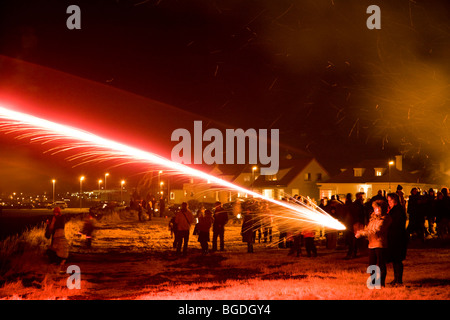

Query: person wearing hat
[47,206,69,273]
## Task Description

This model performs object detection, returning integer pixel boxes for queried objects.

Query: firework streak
[0,105,345,231]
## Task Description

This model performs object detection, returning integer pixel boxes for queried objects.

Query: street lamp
[52,179,56,203]
[98,179,103,199]
[104,173,109,190]
[80,176,85,210]
[105,173,110,201]
[388,161,395,192]
[160,181,164,195]
[252,166,258,188]
[121,180,125,205]
[158,170,162,194]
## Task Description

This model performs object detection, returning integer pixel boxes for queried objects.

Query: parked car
[48,201,68,209]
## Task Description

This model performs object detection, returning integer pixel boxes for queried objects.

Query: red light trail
[0,104,345,231]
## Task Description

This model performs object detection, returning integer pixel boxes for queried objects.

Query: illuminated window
[375,171,382,176]
[304,173,311,181]
[354,168,363,177]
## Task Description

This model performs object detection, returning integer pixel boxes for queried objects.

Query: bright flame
[0,105,345,230]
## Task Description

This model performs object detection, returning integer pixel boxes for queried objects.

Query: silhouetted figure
[406,188,425,242]
[174,202,194,256]
[302,229,317,257]
[387,193,408,285]
[81,210,96,248]
[241,206,256,253]
[46,207,69,274]
[212,201,228,252]
[197,209,213,255]
[159,197,166,217]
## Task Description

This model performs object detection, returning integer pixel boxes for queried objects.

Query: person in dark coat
[81,210,96,248]
[241,206,256,253]
[197,209,213,255]
[406,187,425,242]
[343,193,357,259]
[159,197,166,217]
[435,190,450,238]
[424,188,436,236]
[386,193,408,285]
[212,201,229,252]
[174,202,194,256]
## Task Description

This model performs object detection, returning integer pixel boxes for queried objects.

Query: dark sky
[0,0,449,194]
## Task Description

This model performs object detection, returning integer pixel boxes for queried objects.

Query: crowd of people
[43,184,449,283]
[320,185,450,286]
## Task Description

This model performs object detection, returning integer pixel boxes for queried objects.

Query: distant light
[389,161,394,165]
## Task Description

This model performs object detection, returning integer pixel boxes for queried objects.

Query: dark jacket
[241,212,255,243]
[213,207,228,232]
[387,204,408,262]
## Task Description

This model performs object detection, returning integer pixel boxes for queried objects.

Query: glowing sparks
[0,105,345,231]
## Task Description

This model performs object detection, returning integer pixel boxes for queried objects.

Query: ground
[0,210,449,300]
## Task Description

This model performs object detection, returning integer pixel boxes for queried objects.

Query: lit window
[354,168,363,177]
[375,171,382,177]
[304,173,311,181]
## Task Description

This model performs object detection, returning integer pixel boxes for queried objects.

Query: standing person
[197,209,214,255]
[287,230,302,257]
[174,202,194,256]
[262,202,273,243]
[81,210,96,249]
[406,188,425,242]
[343,193,357,259]
[47,207,69,274]
[241,205,256,253]
[396,185,407,209]
[302,229,317,257]
[212,201,228,252]
[424,188,436,236]
[386,193,408,286]
[159,196,166,217]
[356,200,392,287]
[435,190,450,238]
[168,215,177,248]
[353,192,369,254]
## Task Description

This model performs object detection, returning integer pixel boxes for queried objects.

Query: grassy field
[0,209,449,300]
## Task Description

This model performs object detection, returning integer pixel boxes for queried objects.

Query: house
[249,157,330,201]
[167,157,330,204]
[318,155,440,200]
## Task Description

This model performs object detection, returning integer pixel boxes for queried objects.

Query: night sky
[0,0,449,194]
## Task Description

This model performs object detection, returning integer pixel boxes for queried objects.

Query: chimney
[395,155,402,171]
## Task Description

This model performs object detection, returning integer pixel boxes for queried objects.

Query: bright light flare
[0,105,345,230]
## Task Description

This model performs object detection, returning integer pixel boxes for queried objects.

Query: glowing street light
[104,173,109,190]
[388,160,395,192]
[52,179,56,203]
[98,179,102,190]
[252,166,258,188]
[121,180,125,205]
[80,176,85,209]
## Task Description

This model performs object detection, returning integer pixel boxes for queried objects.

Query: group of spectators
[320,185,450,286]
[169,201,229,256]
